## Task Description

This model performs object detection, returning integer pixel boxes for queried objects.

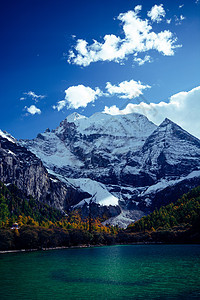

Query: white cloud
[133,55,152,66]
[53,100,66,112]
[175,15,186,25]
[68,5,180,67]
[53,85,103,110]
[25,105,41,115]
[106,80,150,99]
[166,19,171,24]
[53,79,151,111]
[134,5,142,13]
[24,91,46,101]
[147,4,166,23]
[20,97,25,101]
[104,86,200,139]
[179,4,184,9]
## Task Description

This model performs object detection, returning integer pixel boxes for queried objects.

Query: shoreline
[0,244,101,254]
[0,242,175,255]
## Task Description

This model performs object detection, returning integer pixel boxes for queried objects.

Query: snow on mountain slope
[0,130,16,144]
[102,209,145,228]
[140,118,200,179]
[67,178,119,206]
[21,131,84,171]
[140,170,200,197]
[58,112,157,137]
[20,112,157,181]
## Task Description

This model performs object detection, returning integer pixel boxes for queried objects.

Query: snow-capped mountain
[20,112,157,181]
[19,111,200,227]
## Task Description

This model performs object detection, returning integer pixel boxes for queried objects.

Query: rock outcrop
[0,132,90,211]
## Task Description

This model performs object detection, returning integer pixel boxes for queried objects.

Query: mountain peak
[65,112,87,123]
[157,118,200,144]
[159,118,175,127]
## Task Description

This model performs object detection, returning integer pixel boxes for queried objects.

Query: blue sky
[0,0,200,139]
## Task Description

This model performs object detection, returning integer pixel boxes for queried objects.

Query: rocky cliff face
[0,132,90,211]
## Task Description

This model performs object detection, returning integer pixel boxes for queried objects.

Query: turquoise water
[0,245,200,299]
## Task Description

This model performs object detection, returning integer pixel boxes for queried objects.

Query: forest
[0,181,200,251]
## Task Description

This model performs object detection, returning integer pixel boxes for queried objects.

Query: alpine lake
[0,244,200,299]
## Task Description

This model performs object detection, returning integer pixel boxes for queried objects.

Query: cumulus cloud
[23,91,46,102]
[179,4,184,9]
[106,80,150,99]
[25,105,41,115]
[147,4,166,23]
[53,85,103,110]
[53,79,151,111]
[133,55,152,66]
[68,5,180,67]
[104,86,200,139]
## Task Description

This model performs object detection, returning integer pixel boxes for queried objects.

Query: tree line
[0,181,200,251]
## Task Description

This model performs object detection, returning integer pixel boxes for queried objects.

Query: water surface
[0,245,200,299]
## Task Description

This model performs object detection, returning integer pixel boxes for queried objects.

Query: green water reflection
[0,245,200,299]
